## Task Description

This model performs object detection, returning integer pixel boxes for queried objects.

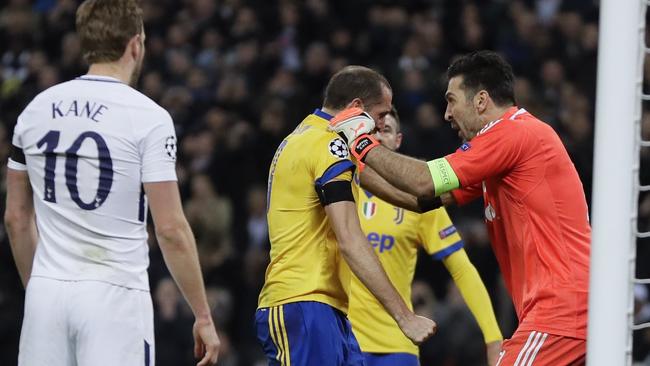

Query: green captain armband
[427,158,460,196]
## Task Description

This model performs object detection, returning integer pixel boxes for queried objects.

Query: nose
[374,131,384,143]
[444,104,452,122]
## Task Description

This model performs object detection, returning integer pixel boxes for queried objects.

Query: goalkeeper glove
[329,108,381,166]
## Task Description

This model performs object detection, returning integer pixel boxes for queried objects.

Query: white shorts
[19,276,154,366]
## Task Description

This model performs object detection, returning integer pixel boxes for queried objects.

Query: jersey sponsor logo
[329,138,349,159]
[367,232,395,253]
[393,207,404,224]
[460,142,471,151]
[485,203,496,222]
[362,201,377,219]
[438,225,457,239]
[164,135,177,160]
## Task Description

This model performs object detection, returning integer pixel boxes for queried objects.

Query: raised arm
[145,181,220,366]
[5,168,38,287]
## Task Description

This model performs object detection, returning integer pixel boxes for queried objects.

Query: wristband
[350,134,380,162]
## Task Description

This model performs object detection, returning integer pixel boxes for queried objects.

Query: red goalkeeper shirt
[448,107,591,339]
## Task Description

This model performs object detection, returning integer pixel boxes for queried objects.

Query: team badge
[164,135,177,160]
[460,142,471,151]
[329,138,349,159]
[362,201,377,219]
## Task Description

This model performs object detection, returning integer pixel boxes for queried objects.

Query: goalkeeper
[348,107,502,366]
[330,51,590,366]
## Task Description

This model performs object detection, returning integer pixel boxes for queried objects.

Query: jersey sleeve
[140,111,178,183]
[417,207,464,260]
[451,183,482,206]
[313,136,354,185]
[445,122,524,188]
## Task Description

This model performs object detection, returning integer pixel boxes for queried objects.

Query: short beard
[129,56,143,87]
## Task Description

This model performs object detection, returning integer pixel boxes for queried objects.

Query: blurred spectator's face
[364,85,393,129]
[444,76,481,141]
[375,113,402,151]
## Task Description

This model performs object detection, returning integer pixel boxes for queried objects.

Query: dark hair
[447,50,516,107]
[323,66,391,110]
[76,0,143,64]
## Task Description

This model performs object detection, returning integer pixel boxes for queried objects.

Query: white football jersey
[8,75,177,290]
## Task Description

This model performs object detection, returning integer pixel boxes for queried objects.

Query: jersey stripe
[269,307,282,363]
[517,331,542,366]
[315,160,355,186]
[513,331,537,366]
[138,185,146,222]
[509,108,527,120]
[278,305,291,366]
[431,241,464,261]
[495,350,506,366]
[525,332,548,366]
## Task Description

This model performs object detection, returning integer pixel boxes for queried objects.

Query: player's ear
[395,132,403,149]
[345,98,364,110]
[127,34,142,62]
[474,90,489,113]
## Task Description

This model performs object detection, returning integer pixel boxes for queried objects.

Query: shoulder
[316,132,351,161]
[122,88,170,119]
[21,80,76,112]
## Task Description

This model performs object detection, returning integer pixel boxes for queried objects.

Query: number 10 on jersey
[37,130,113,210]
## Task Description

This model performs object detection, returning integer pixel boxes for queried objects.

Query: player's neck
[320,107,338,117]
[86,63,132,84]
[480,105,515,126]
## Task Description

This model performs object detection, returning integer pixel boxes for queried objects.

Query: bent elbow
[4,211,30,232]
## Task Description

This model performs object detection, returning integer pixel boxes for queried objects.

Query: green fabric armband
[427,158,460,196]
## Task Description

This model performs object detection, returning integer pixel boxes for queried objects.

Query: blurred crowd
[0,0,649,365]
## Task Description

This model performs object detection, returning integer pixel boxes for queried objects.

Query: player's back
[13,75,177,290]
[258,112,354,312]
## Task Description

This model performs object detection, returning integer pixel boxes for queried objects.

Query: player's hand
[329,107,376,144]
[486,340,503,366]
[193,318,221,366]
[398,313,437,344]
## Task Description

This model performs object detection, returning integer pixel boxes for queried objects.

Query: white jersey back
[9,75,177,290]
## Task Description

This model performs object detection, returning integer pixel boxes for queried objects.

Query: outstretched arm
[360,166,456,212]
[359,166,420,212]
[363,146,436,198]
